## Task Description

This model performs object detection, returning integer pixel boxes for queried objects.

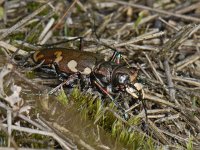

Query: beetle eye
[118,74,129,84]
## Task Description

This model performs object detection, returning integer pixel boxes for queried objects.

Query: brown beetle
[32,48,144,108]
[32,48,104,75]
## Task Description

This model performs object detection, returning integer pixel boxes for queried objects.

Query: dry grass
[0,0,200,149]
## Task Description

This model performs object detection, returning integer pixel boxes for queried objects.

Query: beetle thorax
[94,62,138,87]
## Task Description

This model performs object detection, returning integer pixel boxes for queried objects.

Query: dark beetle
[32,48,144,106]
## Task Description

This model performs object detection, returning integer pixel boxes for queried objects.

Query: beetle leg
[136,86,148,128]
[126,83,148,125]
[95,41,123,64]
[48,74,79,94]
[138,89,148,129]
[92,75,124,110]
[80,75,91,91]
[79,37,83,51]
[93,80,119,107]
[52,62,68,80]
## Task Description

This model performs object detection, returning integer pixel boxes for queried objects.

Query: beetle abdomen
[33,48,101,75]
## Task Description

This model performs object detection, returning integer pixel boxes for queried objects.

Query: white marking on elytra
[81,67,92,75]
[33,51,44,62]
[54,51,63,63]
[67,60,78,72]
[67,60,92,75]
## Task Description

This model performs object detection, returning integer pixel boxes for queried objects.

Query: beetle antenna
[88,10,101,41]
[94,39,132,67]
[35,37,83,48]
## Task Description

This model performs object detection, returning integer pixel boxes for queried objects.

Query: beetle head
[112,66,138,89]
[112,66,144,99]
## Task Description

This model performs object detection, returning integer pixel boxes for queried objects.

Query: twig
[13,70,46,91]
[147,114,165,119]
[52,0,78,31]
[38,18,55,44]
[148,120,170,145]
[7,110,12,147]
[0,41,28,56]
[174,52,200,71]
[137,63,151,79]
[84,31,165,52]
[163,60,177,103]
[0,124,18,149]
[158,17,179,31]
[155,113,180,123]
[172,76,200,87]
[143,52,164,84]
[116,31,165,47]
[175,2,200,14]
[40,117,95,150]
[18,114,47,131]
[147,108,171,114]
[1,123,72,150]
[127,44,159,52]
[0,1,53,40]
[144,93,176,108]
[160,129,191,144]
[110,0,200,23]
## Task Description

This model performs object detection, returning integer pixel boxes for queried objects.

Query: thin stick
[13,70,46,91]
[110,0,200,23]
[38,18,55,44]
[163,60,177,103]
[0,41,28,56]
[1,123,72,150]
[7,110,12,147]
[144,93,176,108]
[158,17,179,31]
[143,52,164,85]
[0,1,53,40]
[116,31,165,47]
[18,114,47,131]
[172,76,200,87]
[174,53,200,71]
[175,2,200,14]
[51,0,79,31]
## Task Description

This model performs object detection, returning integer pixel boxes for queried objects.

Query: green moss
[25,71,35,79]
[57,88,68,106]
[193,96,200,108]
[10,33,25,41]
[128,115,141,126]
[186,136,193,150]
[25,23,43,43]
[133,11,144,33]
[27,2,40,12]
[14,132,51,148]
[0,131,7,146]
[68,88,157,149]
[0,7,4,20]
